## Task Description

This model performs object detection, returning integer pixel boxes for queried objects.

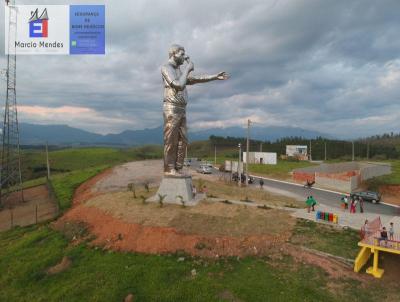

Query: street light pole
[238,143,241,187]
[246,119,251,186]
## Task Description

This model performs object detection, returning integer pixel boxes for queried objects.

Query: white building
[286,145,308,160]
[242,152,277,165]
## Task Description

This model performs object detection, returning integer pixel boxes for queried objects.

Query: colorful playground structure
[315,211,338,224]
[354,217,400,278]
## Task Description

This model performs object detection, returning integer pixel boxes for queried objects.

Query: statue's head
[169,44,185,65]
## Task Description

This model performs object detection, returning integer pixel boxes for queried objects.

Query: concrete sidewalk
[292,203,396,230]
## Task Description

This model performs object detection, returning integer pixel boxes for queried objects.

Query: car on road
[200,161,213,168]
[350,191,381,203]
[196,166,212,174]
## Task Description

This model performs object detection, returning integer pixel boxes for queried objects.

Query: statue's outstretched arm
[187,71,229,85]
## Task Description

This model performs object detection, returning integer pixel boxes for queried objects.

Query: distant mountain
[18,123,332,146]
[20,123,104,145]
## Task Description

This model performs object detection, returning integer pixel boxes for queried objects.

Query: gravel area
[94,160,164,193]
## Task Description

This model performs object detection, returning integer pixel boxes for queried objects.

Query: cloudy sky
[1,0,399,138]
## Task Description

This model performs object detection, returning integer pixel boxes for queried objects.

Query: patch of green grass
[51,165,109,212]
[290,219,360,259]
[248,160,317,180]
[1,225,390,302]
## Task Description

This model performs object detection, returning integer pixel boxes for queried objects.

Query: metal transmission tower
[0,0,24,207]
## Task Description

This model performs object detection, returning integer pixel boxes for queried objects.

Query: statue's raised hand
[216,71,230,80]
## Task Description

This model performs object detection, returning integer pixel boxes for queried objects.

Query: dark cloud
[0,0,399,138]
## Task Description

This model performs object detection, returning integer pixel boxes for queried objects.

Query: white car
[201,161,213,168]
[196,166,212,174]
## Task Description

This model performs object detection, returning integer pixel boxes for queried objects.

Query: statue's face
[173,48,185,65]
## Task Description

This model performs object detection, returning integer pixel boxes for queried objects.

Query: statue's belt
[163,102,187,111]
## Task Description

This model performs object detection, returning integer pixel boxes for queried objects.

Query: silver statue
[161,44,229,175]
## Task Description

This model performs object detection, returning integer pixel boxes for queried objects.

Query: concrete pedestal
[148,175,205,206]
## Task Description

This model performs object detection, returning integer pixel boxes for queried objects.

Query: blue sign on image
[70,5,105,55]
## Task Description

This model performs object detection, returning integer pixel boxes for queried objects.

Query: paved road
[189,160,398,216]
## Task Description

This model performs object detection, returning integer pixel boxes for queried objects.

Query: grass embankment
[365,160,400,191]
[51,166,108,212]
[290,219,360,259]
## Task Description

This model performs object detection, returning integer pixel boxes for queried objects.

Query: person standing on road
[259,178,264,189]
[350,199,356,214]
[310,195,317,211]
[305,196,313,213]
[342,195,349,210]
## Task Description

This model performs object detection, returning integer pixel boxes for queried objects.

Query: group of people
[340,195,364,213]
[305,196,317,213]
[379,222,396,246]
[363,219,396,247]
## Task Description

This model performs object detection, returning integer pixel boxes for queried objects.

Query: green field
[248,160,316,180]
[20,145,162,182]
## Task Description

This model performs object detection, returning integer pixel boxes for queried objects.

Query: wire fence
[0,183,58,232]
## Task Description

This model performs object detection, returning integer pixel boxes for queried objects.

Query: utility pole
[46,142,50,180]
[246,119,251,186]
[238,143,241,187]
[352,141,355,161]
